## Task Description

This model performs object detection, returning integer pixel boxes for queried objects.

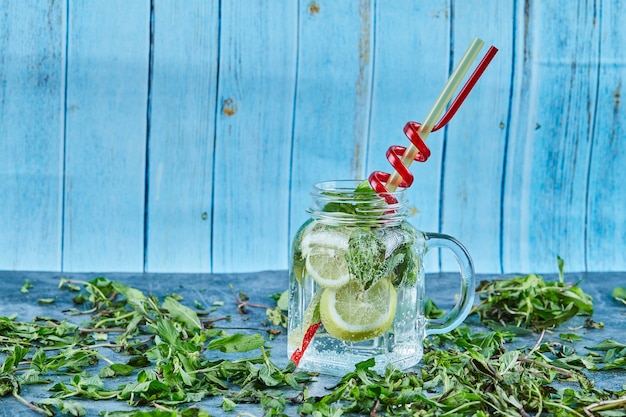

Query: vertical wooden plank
[367,0,449,273]
[586,0,626,271]
[63,1,150,272]
[144,1,219,273]
[289,0,374,240]
[503,0,537,274]
[212,1,298,273]
[441,1,514,273]
[0,1,65,271]
[503,0,600,273]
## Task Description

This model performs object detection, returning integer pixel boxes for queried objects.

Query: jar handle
[423,232,476,335]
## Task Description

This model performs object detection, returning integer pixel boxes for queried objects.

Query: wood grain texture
[503,0,600,274]
[586,0,626,271]
[1,0,626,274]
[441,1,514,273]
[62,1,150,272]
[144,1,219,272]
[212,1,298,273]
[0,1,65,271]
[289,0,374,239]
[367,0,450,273]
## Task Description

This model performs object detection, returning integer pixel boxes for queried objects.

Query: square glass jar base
[295,344,423,376]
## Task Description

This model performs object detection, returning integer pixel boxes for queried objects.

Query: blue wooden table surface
[0,1,625,275]
[0,269,624,416]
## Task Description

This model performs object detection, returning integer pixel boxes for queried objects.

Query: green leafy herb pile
[1,269,625,417]
[297,266,626,416]
[472,258,596,332]
[0,277,308,416]
[299,328,626,416]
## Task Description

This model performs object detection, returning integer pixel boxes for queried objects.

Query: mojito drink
[288,181,426,375]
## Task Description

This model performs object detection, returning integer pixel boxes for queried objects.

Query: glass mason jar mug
[288,180,475,376]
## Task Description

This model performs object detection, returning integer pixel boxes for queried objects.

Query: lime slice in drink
[300,225,350,257]
[320,279,397,342]
[305,246,350,288]
[288,289,323,349]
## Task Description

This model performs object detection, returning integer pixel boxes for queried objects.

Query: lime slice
[288,327,304,350]
[320,279,397,342]
[288,289,323,349]
[301,225,350,257]
[303,288,323,325]
[305,246,350,288]
[292,259,305,284]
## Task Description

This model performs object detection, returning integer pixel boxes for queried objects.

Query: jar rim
[313,179,404,191]
[307,179,410,225]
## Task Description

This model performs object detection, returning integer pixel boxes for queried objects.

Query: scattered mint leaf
[39,398,87,416]
[560,333,583,342]
[59,278,81,292]
[154,319,181,346]
[100,364,135,378]
[112,281,147,304]
[266,307,287,328]
[1,346,29,373]
[586,339,626,351]
[613,286,626,305]
[424,298,444,319]
[92,331,108,342]
[207,333,265,353]
[20,279,33,294]
[162,296,201,330]
[126,355,151,368]
[276,290,288,311]
[30,349,47,373]
[221,397,237,411]
[170,292,184,301]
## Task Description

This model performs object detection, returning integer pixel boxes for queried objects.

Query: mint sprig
[346,228,387,290]
[472,269,594,331]
[345,227,418,290]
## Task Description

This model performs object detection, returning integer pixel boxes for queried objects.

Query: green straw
[384,37,485,192]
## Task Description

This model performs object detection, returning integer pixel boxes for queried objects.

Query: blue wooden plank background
[62,0,150,272]
[1,0,624,275]
[146,1,219,273]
